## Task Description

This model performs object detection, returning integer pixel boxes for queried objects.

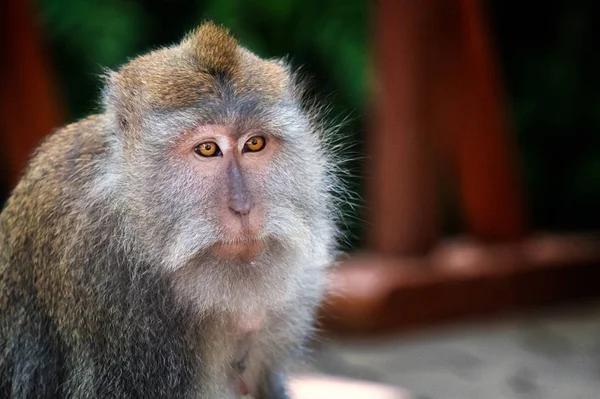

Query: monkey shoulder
[3,114,113,225]
[25,114,111,183]
[0,113,114,304]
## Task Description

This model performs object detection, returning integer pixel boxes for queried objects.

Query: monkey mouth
[210,237,267,262]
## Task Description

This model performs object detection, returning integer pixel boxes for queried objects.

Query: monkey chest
[232,334,257,398]
[228,321,268,399]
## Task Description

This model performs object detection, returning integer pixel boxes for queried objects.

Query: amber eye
[194,142,221,157]
[244,136,266,153]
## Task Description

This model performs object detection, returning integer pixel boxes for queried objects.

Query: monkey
[0,21,346,398]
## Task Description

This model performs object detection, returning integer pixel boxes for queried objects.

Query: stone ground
[303,300,600,399]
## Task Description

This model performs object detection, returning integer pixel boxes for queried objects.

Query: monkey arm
[256,371,290,399]
[2,307,64,398]
[253,299,320,399]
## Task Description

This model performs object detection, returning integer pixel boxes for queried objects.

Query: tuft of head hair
[185,21,239,77]
[102,20,294,131]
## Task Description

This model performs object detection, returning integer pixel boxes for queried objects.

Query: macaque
[0,21,343,398]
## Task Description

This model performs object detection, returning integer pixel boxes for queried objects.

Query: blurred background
[2,0,600,398]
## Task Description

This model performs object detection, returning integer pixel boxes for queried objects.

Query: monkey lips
[210,238,266,262]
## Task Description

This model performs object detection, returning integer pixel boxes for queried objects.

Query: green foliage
[36,0,368,120]
[491,0,600,230]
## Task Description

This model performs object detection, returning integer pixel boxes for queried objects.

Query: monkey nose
[228,196,252,216]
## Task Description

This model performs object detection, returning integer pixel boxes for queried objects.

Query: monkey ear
[270,57,307,100]
[101,69,130,133]
[100,68,119,109]
[271,56,292,74]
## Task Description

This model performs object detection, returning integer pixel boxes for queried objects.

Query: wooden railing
[318,0,600,336]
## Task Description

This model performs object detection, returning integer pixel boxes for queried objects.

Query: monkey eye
[243,136,266,153]
[194,142,221,157]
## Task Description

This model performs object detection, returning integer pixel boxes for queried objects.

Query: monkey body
[0,23,339,398]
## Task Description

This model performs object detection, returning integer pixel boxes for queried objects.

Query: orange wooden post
[454,0,528,240]
[368,0,441,256]
[0,0,65,189]
[422,0,528,241]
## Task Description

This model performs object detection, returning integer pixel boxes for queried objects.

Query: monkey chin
[210,239,266,263]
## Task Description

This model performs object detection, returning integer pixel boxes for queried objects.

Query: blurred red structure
[0,0,65,189]
[319,0,600,335]
[368,0,526,256]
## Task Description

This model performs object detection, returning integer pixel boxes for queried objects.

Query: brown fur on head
[187,21,240,75]
[104,21,289,130]
[185,21,289,99]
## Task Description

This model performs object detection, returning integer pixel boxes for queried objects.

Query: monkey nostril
[228,197,252,216]
[229,206,250,216]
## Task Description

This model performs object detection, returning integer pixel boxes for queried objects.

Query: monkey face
[103,26,339,294]
[114,94,336,278]
[173,123,277,262]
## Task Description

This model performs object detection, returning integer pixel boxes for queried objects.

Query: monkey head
[100,22,339,308]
